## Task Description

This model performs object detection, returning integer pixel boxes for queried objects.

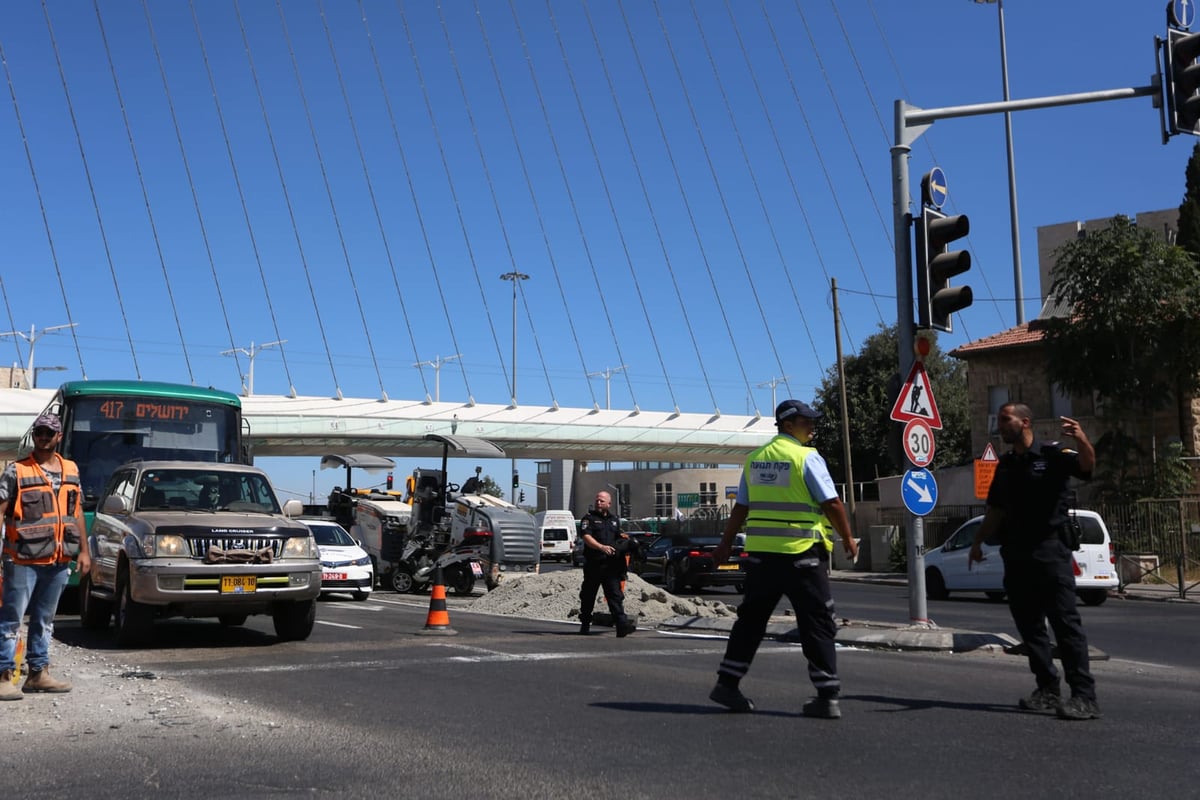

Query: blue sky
[0,1,1191,500]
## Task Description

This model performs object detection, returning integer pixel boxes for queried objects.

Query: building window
[654,482,673,517]
[699,482,717,508]
[1050,382,1072,418]
[987,385,1010,434]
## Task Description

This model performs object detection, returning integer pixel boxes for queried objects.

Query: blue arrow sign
[901,468,939,516]
[924,167,948,209]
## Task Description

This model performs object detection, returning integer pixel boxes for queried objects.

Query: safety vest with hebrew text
[742,435,832,555]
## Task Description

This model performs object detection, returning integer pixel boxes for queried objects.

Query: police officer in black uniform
[971,402,1101,721]
[577,490,637,637]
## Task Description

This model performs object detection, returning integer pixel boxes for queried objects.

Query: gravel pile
[468,570,739,625]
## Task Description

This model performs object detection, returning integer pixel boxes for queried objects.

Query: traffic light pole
[891,79,1158,627]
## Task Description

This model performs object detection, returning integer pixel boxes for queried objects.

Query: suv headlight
[142,534,187,557]
[281,535,317,559]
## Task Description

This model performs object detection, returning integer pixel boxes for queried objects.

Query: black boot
[578,620,591,635]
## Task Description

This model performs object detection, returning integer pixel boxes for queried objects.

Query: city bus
[20,380,248,511]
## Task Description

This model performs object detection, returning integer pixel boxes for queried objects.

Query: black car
[630,534,746,594]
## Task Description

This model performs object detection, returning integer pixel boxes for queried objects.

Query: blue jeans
[1,560,71,672]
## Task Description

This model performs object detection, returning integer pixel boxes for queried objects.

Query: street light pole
[0,322,78,388]
[974,0,1025,325]
[500,271,529,504]
[586,365,628,409]
[756,376,790,410]
[220,340,286,396]
[414,353,463,402]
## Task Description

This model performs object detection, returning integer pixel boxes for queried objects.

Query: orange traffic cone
[416,566,458,636]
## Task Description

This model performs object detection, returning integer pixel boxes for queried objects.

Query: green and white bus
[21,380,248,511]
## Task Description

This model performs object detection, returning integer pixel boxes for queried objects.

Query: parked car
[923,510,1118,606]
[630,534,746,594]
[303,518,374,601]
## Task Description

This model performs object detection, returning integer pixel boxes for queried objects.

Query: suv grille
[189,537,285,559]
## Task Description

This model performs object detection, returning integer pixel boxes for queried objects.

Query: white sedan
[303,519,374,601]
[923,510,1118,606]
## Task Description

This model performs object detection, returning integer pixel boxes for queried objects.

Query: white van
[923,509,1118,606]
[535,510,577,563]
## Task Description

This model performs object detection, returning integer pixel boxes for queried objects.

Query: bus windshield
[23,381,245,506]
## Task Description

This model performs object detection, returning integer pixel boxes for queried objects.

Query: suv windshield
[137,469,282,514]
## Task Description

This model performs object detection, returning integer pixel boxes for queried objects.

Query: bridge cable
[724,0,851,372]
[138,0,246,387]
[617,0,757,413]
[690,0,827,397]
[278,0,387,401]
[550,0,689,413]
[356,7,468,405]
[577,0,716,414]
[475,0,594,411]
[318,0,431,402]
[757,1,886,329]
[396,2,512,406]
[41,0,142,378]
[0,27,86,378]
[226,0,334,397]
[437,3,558,408]
[351,1,431,404]
[0,277,26,374]
[862,0,1002,335]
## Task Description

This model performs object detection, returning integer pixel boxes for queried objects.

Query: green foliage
[1042,216,1200,413]
[1178,142,1200,258]
[813,324,969,484]
[478,475,505,497]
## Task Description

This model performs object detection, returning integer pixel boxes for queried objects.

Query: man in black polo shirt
[970,402,1100,721]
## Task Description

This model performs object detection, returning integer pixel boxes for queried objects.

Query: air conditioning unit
[987,414,998,435]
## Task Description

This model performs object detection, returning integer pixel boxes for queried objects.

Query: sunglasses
[32,428,58,438]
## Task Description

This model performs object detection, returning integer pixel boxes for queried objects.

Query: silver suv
[81,461,321,645]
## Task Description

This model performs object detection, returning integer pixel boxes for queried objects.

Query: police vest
[3,455,83,565]
[742,435,832,555]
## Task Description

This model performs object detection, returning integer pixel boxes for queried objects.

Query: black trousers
[717,549,840,698]
[1003,538,1096,700]
[579,560,628,624]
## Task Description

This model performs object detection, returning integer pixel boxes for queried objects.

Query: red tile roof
[949,321,1047,357]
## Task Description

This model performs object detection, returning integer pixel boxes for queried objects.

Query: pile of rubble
[468,570,739,625]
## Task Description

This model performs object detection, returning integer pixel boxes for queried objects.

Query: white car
[303,519,374,601]
[923,510,1118,606]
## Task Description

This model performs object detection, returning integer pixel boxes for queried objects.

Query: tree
[1177,141,1200,256]
[1042,215,1200,499]
[813,323,969,487]
[478,475,505,498]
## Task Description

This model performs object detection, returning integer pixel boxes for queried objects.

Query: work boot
[801,696,842,720]
[1056,695,1102,721]
[578,620,591,635]
[0,670,23,701]
[616,619,637,638]
[709,683,755,713]
[23,666,72,694]
[1018,687,1062,713]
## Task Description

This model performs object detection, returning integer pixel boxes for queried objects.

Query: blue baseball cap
[774,399,821,424]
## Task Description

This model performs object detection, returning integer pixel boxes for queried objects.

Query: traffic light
[512,470,519,489]
[1165,27,1200,136]
[519,490,525,503]
[916,207,973,332]
[386,473,393,490]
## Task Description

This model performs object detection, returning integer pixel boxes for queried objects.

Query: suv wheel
[272,599,316,641]
[664,564,684,594]
[79,573,113,630]
[115,571,154,646]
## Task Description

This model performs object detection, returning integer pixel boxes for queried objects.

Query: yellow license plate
[717,563,740,571]
[221,575,257,594]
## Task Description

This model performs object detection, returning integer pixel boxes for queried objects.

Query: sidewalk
[656,570,1198,655]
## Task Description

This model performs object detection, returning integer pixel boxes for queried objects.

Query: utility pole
[220,340,286,397]
[586,365,628,409]
[500,271,529,503]
[832,279,856,525]
[756,375,790,411]
[0,323,78,388]
[414,353,462,402]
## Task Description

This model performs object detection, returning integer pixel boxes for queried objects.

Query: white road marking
[315,620,362,629]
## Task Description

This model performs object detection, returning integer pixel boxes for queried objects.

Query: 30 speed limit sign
[903,418,936,468]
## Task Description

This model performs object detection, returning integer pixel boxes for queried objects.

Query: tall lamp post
[500,271,529,504]
[0,322,78,388]
[220,340,286,396]
[974,0,1025,325]
[586,365,627,410]
[756,375,790,410]
[414,353,462,402]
